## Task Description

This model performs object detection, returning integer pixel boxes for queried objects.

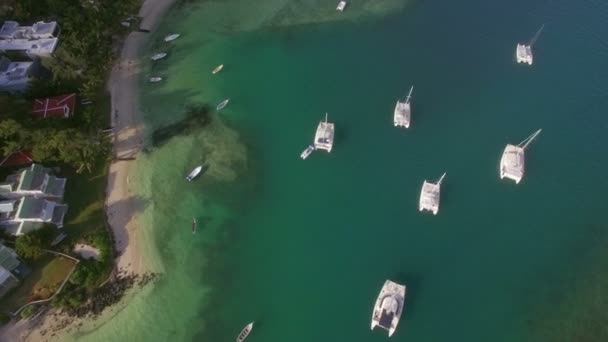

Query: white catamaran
[371,280,406,337]
[500,129,542,184]
[313,113,335,152]
[394,86,413,128]
[516,25,544,65]
[236,322,254,342]
[419,172,446,215]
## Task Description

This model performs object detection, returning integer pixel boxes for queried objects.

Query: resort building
[0,164,67,200]
[0,243,21,298]
[0,21,60,58]
[0,197,68,235]
[0,56,35,92]
[32,93,77,118]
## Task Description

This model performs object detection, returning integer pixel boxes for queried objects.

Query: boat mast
[518,129,542,149]
[529,24,545,47]
[405,86,414,103]
[437,172,447,185]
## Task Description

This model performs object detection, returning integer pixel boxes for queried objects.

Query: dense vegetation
[0,0,141,315]
[14,226,55,260]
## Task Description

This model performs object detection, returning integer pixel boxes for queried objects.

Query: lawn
[0,255,76,313]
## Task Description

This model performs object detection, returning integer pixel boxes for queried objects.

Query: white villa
[0,197,68,235]
[0,164,66,200]
[0,21,60,58]
[0,56,35,92]
[0,164,68,235]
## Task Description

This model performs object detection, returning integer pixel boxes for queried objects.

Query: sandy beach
[107,0,176,277]
[0,0,175,340]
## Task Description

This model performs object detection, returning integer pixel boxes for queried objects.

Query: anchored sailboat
[371,280,406,337]
[394,86,413,128]
[313,113,335,152]
[500,129,542,184]
[516,25,544,65]
[419,172,446,215]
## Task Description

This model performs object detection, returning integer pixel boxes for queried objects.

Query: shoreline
[106,0,177,277]
[0,0,177,340]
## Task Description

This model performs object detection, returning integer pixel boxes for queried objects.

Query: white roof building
[0,21,60,58]
[0,57,34,92]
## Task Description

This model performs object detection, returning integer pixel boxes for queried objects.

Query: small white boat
[371,280,406,337]
[212,64,224,74]
[300,145,315,160]
[186,165,203,181]
[336,1,347,11]
[149,77,163,83]
[164,33,180,42]
[150,52,167,61]
[217,98,230,110]
[192,218,196,234]
[236,322,254,342]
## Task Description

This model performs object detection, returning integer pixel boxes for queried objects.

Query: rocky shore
[37,271,160,338]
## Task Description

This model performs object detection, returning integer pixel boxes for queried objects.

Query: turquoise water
[74,0,608,341]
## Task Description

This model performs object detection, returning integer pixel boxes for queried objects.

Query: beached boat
[186,165,203,181]
[419,172,446,215]
[336,1,347,11]
[314,113,335,152]
[150,52,167,61]
[236,322,254,342]
[192,218,196,234]
[516,25,544,65]
[300,145,315,160]
[394,86,413,128]
[149,77,162,83]
[212,64,224,74]
[500,129,542,184]
[164,33,180,42]
[217,98,230,110]
[371,280,406,337]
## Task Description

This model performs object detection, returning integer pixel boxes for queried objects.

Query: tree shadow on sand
[147,104,213,150]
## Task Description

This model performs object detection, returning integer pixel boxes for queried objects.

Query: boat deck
[314,121,334,152]
[394,101,411,128]
[419,181,441,214]
[500,144,525,183]
[516,44,533,64]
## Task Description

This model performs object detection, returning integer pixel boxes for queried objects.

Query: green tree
[15,226,55,260]
[0,119,30,156]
